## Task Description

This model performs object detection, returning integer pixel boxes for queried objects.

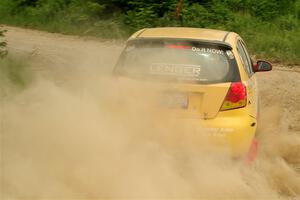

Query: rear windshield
[114,39,240,84]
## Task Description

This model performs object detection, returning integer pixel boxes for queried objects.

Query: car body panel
[233,36,259,119]
[117,76,231,119]
[135,27,228,41]
[179,109,257,157]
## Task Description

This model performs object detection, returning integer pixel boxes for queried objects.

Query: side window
[236,40,253,77]
[240,41,254,75]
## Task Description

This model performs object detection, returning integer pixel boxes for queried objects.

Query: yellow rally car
[114,27,272,162]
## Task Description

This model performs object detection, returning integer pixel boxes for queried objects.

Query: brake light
[221,82,247,111]
[166,45,192,49]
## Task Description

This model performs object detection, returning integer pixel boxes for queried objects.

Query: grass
[224,14,300,64]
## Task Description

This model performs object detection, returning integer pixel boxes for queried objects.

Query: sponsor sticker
[192,47,224,55]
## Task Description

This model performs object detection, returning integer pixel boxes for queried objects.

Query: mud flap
[245,138,258,165]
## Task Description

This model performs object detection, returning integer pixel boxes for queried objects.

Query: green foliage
[125,7,158,30]
[226,14,300,63]
[0,0,299,62]
[181,4,211,27]
[0,28,8,58]
[249,0,296,20]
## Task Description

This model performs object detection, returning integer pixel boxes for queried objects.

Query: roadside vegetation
[0,27,31,90]
[0,0,299,63]
[0,28,7,58]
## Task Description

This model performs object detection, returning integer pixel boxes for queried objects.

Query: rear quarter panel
[227,34,258,119]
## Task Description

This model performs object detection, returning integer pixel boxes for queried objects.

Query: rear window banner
[115,39,241,84]
[150,63,201,79]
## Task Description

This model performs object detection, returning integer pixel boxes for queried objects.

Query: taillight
[220,82,247,111]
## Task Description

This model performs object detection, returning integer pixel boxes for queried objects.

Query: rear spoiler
[127,37,233,50]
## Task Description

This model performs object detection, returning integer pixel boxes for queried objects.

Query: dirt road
[1,26,300,199]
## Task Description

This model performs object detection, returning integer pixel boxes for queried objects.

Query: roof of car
[134,27,231,42]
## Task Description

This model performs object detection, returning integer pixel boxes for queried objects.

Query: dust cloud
[1,26,300,199]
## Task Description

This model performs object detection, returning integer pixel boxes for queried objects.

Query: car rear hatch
[114,38,241,119]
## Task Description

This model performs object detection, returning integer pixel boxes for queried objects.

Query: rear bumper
[180,108,257,157]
